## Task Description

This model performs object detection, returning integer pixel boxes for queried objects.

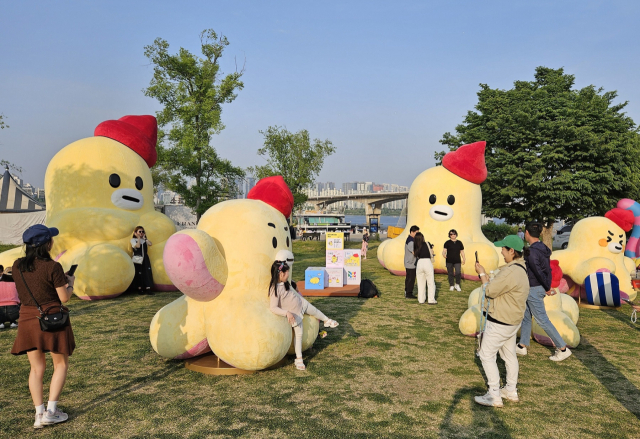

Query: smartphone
[475,251,479,263]
[68,264,78,276]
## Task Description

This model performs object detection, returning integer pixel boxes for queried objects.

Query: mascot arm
[139,211,177,242]
[573,257,616,282]
[163,229,228,302]
[49,208,139,242]
[149,295,210,359]
[624,256,636,274]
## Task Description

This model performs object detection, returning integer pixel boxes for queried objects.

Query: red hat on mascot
[94,115,158,168]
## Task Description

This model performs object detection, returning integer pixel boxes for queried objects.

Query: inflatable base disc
[185,353,288,375]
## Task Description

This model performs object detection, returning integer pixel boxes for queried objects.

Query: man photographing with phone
[474,235,529,407]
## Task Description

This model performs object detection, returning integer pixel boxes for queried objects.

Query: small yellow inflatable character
[552,208,637,303]
[378,142,499,279]
[0,116,177,299]
[149,176,320,371]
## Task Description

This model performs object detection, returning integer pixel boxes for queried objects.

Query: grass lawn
[1,240,640,438]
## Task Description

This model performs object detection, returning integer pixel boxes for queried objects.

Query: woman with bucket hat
[474,235,529,407]
[11,225,76,428]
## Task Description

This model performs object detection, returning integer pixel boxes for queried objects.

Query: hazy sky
[1,1,639,189]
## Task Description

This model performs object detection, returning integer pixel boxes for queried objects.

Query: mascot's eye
[429,194,436,204]
[287,237,290,247]
[109,174,121,188]
[272,237,278,249]
[606,236,612,243]
[447,195,455,205]
[135,177,143,190]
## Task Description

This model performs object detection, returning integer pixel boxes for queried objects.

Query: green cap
[493,235,524,252]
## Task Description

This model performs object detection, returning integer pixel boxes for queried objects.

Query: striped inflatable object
[584,272,621,307]
[617,199,640,258]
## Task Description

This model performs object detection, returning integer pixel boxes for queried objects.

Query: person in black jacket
[516,223,571,362]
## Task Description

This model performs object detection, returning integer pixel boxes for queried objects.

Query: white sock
[35,404,45,415]
[47,401,57,413]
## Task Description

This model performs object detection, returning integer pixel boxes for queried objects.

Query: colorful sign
[326,250,345,268]
[305,267,328,290]
[326,232,344,250]
[344,249,361,267]
[326,268,345,287]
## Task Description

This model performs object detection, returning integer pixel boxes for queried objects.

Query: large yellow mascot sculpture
[0,116,176,299]
[150,176,320,371]
[552,208,637,304]
[378,141,499,278]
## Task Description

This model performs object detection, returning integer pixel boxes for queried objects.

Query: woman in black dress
[131,226,154,294]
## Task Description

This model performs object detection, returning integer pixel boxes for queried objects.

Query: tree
[144,29,245,221]
[437,67,640,248]
[248,126,336,213]
[0,113,7,130]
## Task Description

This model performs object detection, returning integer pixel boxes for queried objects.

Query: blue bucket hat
[23,224,59,247]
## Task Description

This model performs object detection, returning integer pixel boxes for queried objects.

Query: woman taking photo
[413,232,436,305]
[474,235,529,407]
[11,225,75,428]
[131,226,154,294]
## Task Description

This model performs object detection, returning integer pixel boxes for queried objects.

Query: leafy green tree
[481,222,519,243]
[0,114,7,130]
[144,29,245,221]
[438,67,640,248]
[248,126,336,213]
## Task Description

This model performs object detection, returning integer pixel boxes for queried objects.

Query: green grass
[1,240,640,438]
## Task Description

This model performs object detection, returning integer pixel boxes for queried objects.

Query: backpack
[359,279,379,298]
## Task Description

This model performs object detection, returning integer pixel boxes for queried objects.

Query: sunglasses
[449,233,456,236]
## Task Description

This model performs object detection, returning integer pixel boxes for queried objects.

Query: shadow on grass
[600,307,640,333]
[439,386,513,439]
[70,361,182,419]
[573,337,640,421]
[302,296,365,365]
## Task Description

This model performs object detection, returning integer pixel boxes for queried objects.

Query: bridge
[306,192,409,229]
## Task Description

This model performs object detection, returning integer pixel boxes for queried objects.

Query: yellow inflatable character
[552,208,637,303]
[378,142,499,279]
[149,176,320,371]
[0,116,177,299]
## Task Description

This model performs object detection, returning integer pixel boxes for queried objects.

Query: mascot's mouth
[111,188,144,211]
[429,205,454,221]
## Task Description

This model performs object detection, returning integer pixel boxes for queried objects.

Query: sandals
[294,358,306,371]
[324,319,339,328]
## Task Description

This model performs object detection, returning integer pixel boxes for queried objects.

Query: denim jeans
[0,305,20,324]
[519,286,566,349]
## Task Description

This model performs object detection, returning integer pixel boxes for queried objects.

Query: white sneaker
[455,284,461,292]
[34,413,45,429]
[10,322,18,328]
[516,345,528,356]
[0,323,4,329]
[499,387,519,402]
[549,347,572,362]
[474,391,503,407]
[449,286,454,291]
[42,408,68,425]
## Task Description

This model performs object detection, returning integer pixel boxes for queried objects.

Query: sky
[1,0,639,189]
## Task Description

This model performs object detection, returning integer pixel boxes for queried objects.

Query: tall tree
[248,126,336,213]
[144,29,245,221]
[438,67,640,248]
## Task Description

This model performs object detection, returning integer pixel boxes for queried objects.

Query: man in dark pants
[404,225,420,299]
